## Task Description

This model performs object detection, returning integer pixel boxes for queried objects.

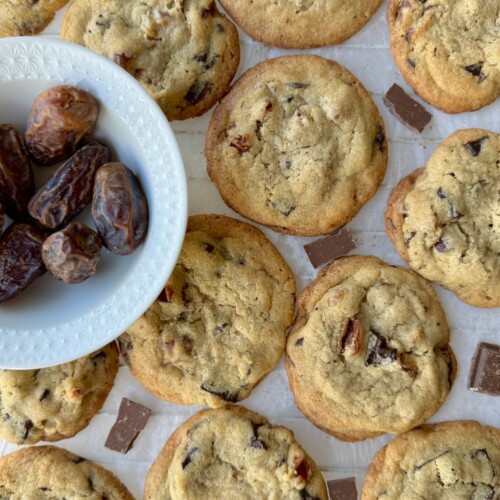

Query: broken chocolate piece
[365,331,398,367]
[464,63,486,83]
[104,398,151,454]
[182,447,197,469]
[184,81,211,105]
[374,126,386,152]
[465,136,487,157]
[468,342,500,396]
[230,135,251,154]
[338,318,363,356]
[434,239,447,253]
[327,477,358,500]
[200,383,238,402]
[304,229,356,268]
[383,84,432,133]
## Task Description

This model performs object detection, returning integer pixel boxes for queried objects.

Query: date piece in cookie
[206,55,387,236]
[0,0,69,37]
[0,343,119,445]
[60,0,240,120]
[385,129,500,308]
[0,445,133,499]
[118,214,296,408]
[286,255,455,441]
[219,0,383,48]
[145,405,328,499]
[387,0,500,113]
[361,421,500,499]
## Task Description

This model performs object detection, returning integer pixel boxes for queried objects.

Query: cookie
[0,0,68,37]
[285,255,455,442]
[118,214,296,407]
[385,129,500,308]
[218,0,383,49]
[0,445,133,499]
[361,421,500,499]
[0,342,119,445]
[60,0,240,120]
[144,405,328,500]
[205,55,387,236]
[387,0,500,113]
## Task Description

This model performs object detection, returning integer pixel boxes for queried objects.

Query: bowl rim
[0,36,188,369]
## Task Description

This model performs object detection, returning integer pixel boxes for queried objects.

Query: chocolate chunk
[365,331,398,367]
[437,188,447,199]
[184,81,211,105]
[229,135,251,154]
[464,63,486,82]
[465,136,487,157]
[22,419,33,441]
[203,242,214,253]
[104,398,151,454]
[374,126,386,152]
[383,84,432,133]
[434,239,447,252]
[468,342,500,396]
[39,389,50,401]
[200,383,238,402]
[338,318,363,356]
[250,436,267,450]
[157,286,173,303]
[304,229,356,268]
[327,477,358,500]
[182,447,197,469]
[295,337,304,347]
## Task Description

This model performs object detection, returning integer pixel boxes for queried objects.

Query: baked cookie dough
[119,214,296,407]
[219,0,383,48]
[386,129,500,308]
[0,0,68,37]
[361,421,500,499]
[387,0,500,113]
[205,55,387,236]
[286,255,455,442]
[0,342,119,445]
[61,0,239,120]
[0,445,133,499]
[145,405,328,500]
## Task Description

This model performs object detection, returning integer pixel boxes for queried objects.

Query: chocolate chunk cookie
[119,214,295,407]
[386,129,500,308]
[0,445,133,499]
[387,0,500,113]
[286,255,455,442]
[0,0,68,37]
[361,421,500,499]
[0,343,119,445]
[205,55,387,236]
[60,0,240,120]
[219,0,383,48]
[145,405,328,500]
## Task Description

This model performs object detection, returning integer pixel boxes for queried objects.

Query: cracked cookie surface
[219,0,383,48]
[0,343,119,445]
[387,0,500,113]
[285,255,455,442]
[118,214,296,408]
[205,55,387,236]
[0,0,68,37]
[361,421,500,499]
[0,445,133,499]
[385,129,500,308]
[145,405,328,500]
[60,0,239,120]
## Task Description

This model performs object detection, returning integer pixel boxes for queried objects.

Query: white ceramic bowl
[0,37,187,369]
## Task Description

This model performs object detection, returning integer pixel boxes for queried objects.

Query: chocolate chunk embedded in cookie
[60,0,240,120]
[0,445,133,499]
[205,55,387,236]
[387,0,500,113]
[286,255,455,441]
[361,421,500,499]
[0,343,119,445]
[385,129,500,308]
[119,214,296,407]
[145,406,328,499]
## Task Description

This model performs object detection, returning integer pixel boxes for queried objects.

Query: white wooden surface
[1,1,499,498]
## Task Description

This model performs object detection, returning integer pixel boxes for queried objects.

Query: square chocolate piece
[468,342,500,396]
[304,229,356,268]
[327,477,358,500]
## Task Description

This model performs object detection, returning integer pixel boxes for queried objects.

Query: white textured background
[1,1,499,498]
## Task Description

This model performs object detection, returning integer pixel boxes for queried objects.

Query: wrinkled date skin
[0,223,46,304]
[0,124,35,220]
[28,141,111,229]
[42,221,102,284]
[92,162,149,255]
[25,85,98,166]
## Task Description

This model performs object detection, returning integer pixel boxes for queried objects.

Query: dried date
[0,223,46,303]
[92,162,148,255]
[28,141,111,229]
[0,124,35,221]
[25,86,98,166]
[42,222,102,284]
